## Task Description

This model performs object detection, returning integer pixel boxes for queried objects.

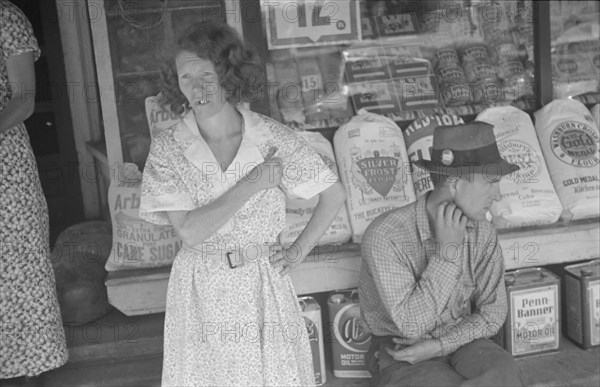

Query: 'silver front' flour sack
[534,99,600,221]
[334,110,416,242]
[279,131,352,246]
[403,114,465,197]
[477,106,563,228]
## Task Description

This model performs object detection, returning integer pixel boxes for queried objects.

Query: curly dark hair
[159,21,264,116]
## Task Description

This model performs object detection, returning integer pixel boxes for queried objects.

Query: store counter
[105,218,600,316]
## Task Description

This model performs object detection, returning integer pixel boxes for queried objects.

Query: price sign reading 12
[264,0,360,49]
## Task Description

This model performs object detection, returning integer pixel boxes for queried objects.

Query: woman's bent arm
[167,157,283,247]
[0,52,36,133]
[289,181,346,260]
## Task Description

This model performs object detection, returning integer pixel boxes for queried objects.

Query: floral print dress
[140,108,336,386]
[0,0,68,378]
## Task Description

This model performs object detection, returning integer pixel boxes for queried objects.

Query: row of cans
[299,289,373,385]
[433,43,534,107]
[504,259,600,358]
[300,259,598,385]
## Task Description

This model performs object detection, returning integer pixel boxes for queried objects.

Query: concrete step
[41,310,599,387]
[322,337,600,387]
[43,311,164,387]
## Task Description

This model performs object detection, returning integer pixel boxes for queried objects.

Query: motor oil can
[504,268,561,357]
[563,259,600,349]
[327,289,372,378]
[299,296,326,385]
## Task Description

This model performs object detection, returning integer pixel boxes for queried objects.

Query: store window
[260,0,537,130]
[549,1,600,104]
[97,0,226,168]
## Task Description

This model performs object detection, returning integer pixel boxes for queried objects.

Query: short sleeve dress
[140,107,337,386]
[0,0,68,378]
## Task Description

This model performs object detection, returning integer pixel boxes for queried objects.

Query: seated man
[359,122,523,387]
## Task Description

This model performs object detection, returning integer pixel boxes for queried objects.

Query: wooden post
[533,1,553,107]
[87,0,124,169]
[56,0,104,219]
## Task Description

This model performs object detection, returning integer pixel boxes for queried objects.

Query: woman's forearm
[0,94,35,133]
[169,178,262,248]
[290,182,346,259]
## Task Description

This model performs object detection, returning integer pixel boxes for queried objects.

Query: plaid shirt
[359,194,507,356]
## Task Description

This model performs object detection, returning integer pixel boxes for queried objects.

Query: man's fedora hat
[413,121,519,177]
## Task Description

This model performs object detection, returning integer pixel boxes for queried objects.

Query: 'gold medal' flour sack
[477,106,563,228]
[403,114,465,197]
[279,131,352,246]
[106,163,182,271]
[534,99,600,221]
[334,111,416,243]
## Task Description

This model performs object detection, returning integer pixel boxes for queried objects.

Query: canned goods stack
[478,6,535,102]
[460,42,505,106]
[433,46,473,107]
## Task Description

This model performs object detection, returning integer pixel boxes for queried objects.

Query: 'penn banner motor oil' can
[298,296,326,385]
[504,268,561,358]
[327,289,372,378]
[563,259,600,349]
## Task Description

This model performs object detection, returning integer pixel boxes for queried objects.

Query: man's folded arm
[362,232,463,335]
[437,234,507,355]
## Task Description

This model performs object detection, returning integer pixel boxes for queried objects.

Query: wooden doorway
[10,0,85,246]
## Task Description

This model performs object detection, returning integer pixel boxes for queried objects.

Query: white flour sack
[145,95,180,139]
[403,114,464,197]
[534,99,600,221]
[106,163,182,271]
[279,131,352,246]
[333,110,416,243]
[477,106,563,228]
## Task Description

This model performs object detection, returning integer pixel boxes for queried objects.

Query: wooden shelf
[105,218,599,316]
[499,217,600,270]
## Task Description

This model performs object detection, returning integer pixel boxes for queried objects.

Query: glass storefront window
[260,0,537,130]
[550,1,600,104]
[96,0,226,169]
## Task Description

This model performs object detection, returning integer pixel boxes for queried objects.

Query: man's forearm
[434,312,504,356]
[390,254,462,332]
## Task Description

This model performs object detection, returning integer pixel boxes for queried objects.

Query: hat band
[431,142,501,169]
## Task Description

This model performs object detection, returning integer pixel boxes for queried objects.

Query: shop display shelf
[105,217,600,316]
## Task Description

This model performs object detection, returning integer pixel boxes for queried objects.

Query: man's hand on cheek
[435,201,467,262]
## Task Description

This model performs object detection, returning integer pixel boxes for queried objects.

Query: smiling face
[175,50,227,119]
[451,173,502,221]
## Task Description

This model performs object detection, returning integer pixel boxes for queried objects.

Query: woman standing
[140,22,346,386]
[0,1,68,385]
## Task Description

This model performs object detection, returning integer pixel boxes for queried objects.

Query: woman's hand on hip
[270,244,306,276]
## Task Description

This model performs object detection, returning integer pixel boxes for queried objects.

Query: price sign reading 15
[263,0,361,49]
